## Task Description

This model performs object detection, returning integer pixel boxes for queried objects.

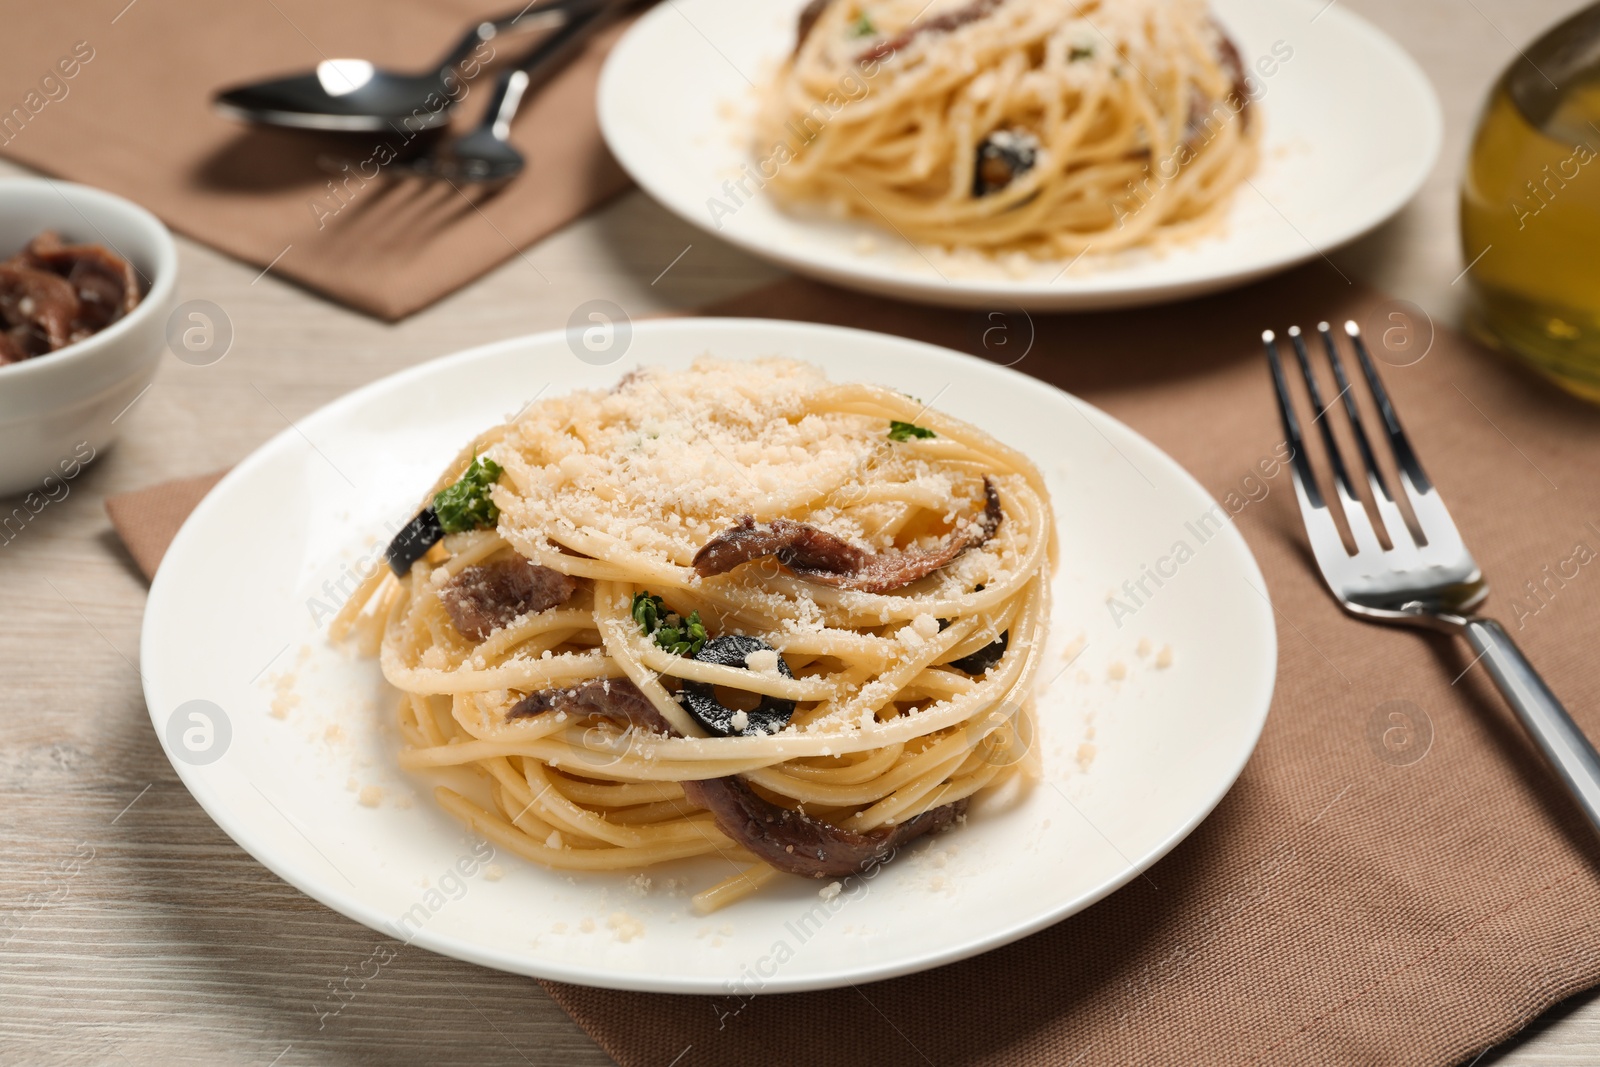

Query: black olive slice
[682,634,797,737]
[385,506,444,576]
[973,129,1040,197]
[949,630,1008,674]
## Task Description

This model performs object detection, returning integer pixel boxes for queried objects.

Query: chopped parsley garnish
[631,590,665,632]
[888,420,936,441]
[631,591,708,656]
[1069,44,1094,61]
[850,12,876,36]
[432,456,503,534]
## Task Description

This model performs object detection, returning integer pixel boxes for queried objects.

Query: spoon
[212,0,580,132]
[407,0,628,184]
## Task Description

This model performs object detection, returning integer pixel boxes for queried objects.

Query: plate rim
[142,317,1278,993]
[597,0,1444,311]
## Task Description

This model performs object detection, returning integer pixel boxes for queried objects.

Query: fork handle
[1465,618,1600,833]
[436,0,580,70]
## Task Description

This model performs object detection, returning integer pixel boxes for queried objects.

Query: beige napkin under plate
[110,265,1600,1066]
[0,0,636,320]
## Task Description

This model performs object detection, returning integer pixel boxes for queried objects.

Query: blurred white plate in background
[598,0,1441,310]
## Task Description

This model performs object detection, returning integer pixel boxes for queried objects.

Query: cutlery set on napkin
[215,0,650,184]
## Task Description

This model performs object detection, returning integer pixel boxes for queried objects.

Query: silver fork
[1265,320,1600,832]
[405,0,634,184]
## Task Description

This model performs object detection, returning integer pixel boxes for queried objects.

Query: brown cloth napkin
[109,267,1600,1066]
[105,469,224,580]
[0,1,633,320]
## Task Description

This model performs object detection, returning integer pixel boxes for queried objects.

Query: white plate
[598,0,1441,311]
[142,319,1276,993]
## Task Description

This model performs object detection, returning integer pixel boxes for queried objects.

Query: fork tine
[1342,320,1470,556]
[1264,329,1350,571]
[1288,326,1384,555]
[1316,322,1392,503]
[1342,320,1433,494]
[1262,329,1323,510]
[1287,326,1359,504]
[1317,322,1419,553]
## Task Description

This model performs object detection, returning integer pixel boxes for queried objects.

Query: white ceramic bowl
[0,178,177,498]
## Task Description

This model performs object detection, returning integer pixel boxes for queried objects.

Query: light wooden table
[3,1,1596,1063]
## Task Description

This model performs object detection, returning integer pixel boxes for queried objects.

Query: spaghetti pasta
[756,0,1260,257]
[336,358,1054,911]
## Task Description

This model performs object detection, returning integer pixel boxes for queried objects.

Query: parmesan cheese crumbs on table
[1107,660,1128,681]
[484,864,504,882]
[819,881,843,900]
[358,785,383,807]
[1155,644,1174,669]
[1136,636,1152,657]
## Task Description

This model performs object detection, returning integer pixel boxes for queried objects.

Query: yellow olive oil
[1460,4,1600,402]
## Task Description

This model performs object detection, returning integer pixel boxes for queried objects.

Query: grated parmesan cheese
[744,649,780,673]
[607,912,645,942]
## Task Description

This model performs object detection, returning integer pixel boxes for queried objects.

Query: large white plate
[142,319,1276,993]
[598,0,1441,311]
